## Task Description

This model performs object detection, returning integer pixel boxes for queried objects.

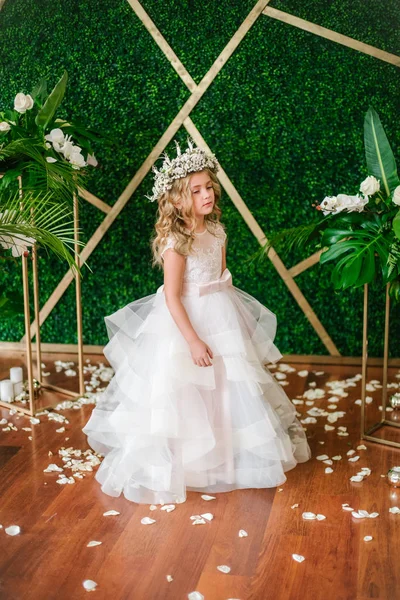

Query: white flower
[0,121,11,132]
[392,185,400,206]
[46,157,57,163]
[320,196,337,215]
[87,153,98,167]
[360,176,380,196]
[45,128,66,153]
[69,147,86,169]
[0,209,36,257]
[337,193,368,213]
[14,93,34,113]
[320,193,368,215]
[0,232,36,257]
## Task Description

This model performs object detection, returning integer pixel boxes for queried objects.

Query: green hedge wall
[1,0,400,357]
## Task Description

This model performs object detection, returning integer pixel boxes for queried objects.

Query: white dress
[82,222,311,504]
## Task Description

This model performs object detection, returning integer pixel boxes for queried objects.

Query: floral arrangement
[145,138,219,203]
[0,70,101,318]
[261,107,400,301]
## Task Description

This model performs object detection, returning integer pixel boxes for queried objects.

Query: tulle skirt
[82,268,311,504]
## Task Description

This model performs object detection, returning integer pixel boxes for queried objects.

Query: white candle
[13,381,24,396]
[0,379,14,402]
[10,366,23,383]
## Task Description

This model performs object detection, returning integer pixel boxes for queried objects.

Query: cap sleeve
[160,235,176,259]
[215,222,227,247]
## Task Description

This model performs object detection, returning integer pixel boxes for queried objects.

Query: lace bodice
[160,223,227,283]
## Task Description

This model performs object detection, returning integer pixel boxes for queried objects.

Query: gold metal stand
[0,184,85,416]
[361,283,400,447]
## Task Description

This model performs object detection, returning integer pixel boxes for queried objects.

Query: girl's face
[189,171,215,218]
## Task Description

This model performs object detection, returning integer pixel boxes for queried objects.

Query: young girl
[82,138,311,505]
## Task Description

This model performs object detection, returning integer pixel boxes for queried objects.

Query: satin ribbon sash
[157,268,233,297]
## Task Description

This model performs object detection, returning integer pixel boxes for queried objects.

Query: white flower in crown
[145,137,220,202]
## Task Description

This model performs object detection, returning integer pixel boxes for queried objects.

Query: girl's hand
[189,339,213,367]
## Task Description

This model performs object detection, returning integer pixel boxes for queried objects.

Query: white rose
[393,186,400,206]
[14,93,34,113]
[360,176,380,196]
[0,121,11,132]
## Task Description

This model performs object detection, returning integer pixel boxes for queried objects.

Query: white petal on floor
[350,475,364,482]
[192,518,207,525]
[389,507,400,514]
[332,455,342,461]
[161,505,176,512]
[292,554,305,563]
[83,580,97,592]
[325,467,333,474]
[357,444,367,450]
[316,514,326,520]
[302,512,317,520]
[323,459,333,465]
[291,504,299,509]
[217,565,231,573]
[5,525,21,536]
[87,541,102,547]
[364,536,373,542]
[238,529,248,537]
[166,575,173,582]
[201,495,216,501]
[347,450,356,456]
[348,456,360,462]
[141,517,156,525]
[103,510,120,516]
[188,592,204,600]
[316,455,330,461]
[200,513,214,521]
[150,505,157,511]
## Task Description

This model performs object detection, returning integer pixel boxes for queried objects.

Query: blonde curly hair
[151,168,224,267]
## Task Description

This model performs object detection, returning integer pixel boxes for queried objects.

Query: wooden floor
[1,351,400,600]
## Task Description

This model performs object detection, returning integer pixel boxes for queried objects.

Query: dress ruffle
[82,268,311,504]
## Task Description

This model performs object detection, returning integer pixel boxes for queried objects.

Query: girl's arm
[163,249,213,367]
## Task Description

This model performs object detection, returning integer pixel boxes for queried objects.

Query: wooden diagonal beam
[184,117,339,355]
[22,0,272,341]
[263,7,400,67]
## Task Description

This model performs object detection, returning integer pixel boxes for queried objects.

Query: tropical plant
[259,107,400,301]
[0,70,101,318]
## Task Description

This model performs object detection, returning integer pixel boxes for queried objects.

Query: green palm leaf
[364,106,399,197]
[0,188,86,276]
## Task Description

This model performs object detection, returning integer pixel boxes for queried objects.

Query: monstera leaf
[364,107,400,198]
[320,219,390,289]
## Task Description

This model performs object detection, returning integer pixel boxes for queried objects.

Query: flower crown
[145,137,220,203]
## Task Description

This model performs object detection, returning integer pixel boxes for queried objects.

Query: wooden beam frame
[9,0,399,358]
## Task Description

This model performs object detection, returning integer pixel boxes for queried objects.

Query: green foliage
[0,0,400,357]
[364,107,400,198]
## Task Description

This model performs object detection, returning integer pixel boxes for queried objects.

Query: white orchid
[68,146,86,169]
[44,128,66,153]
[14,93,34,113]
[319,193,368,215]
[87,153,98,167]
[0,121,11,133]
[0,209,36,257]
